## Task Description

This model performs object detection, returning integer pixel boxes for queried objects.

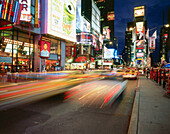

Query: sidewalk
[128,76,170,134]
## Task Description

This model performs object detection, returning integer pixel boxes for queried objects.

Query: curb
[128,78,140,134]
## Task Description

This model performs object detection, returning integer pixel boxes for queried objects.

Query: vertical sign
[34,0,39,27]
[19,0,32,22]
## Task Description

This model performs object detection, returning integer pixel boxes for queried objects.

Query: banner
[40,40,51,58]
[149,37,155,50]
[146,28,149,39]
[152,30,157,39]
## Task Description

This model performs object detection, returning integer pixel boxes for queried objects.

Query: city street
[0,78,137,134]
[0,0,170,134]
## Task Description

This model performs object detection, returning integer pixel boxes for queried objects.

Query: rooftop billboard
[134,6,145,17]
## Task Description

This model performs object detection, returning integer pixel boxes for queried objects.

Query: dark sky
[115,0,170,62]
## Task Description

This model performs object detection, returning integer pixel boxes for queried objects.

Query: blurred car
[123,70,137,79]
[112,69,124,77]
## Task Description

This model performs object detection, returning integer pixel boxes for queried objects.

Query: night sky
[115,0,170,62]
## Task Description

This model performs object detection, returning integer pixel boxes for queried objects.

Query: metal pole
[12,26,14,72]
[29,24,31,72]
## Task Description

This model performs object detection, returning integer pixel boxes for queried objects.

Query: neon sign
[0,0,22,24]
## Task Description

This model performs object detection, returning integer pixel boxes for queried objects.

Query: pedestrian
[146,68,150,79]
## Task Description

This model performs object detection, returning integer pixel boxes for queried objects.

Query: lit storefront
[0,0,41,73]
[0,32,34,73]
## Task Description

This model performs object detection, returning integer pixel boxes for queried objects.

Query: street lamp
[129,27,133,31]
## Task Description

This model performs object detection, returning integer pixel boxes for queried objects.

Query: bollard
[150,68,153,80]
[163,69,166,88]
[159,69,162,85]
[156,69,158,83]
[158,69,160,84]
[166,73,170,96]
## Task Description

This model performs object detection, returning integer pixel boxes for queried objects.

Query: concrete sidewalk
[128,76,170,134]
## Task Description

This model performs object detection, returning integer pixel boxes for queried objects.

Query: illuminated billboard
[92,0,100,34]
[103,27,110,40]
[136,40,145,49]
[76,0,82,32]
[107,11,115,21]
[134,6,145,17]
[82,17,90,33]
[46,0,76,42]
[104,46,117,59]
[136,53,144,57]
[76,32,92,45]
[136,25,145,49]
[136,22,144,32]
[19,0,32,22]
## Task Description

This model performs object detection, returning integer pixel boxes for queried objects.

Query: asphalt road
[0,79,137,134]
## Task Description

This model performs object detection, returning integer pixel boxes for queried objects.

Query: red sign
[40,40,51,58]
[91,57,94,62]
[72,46,77,57]
[164,34,168,42]
[75,56,86,63]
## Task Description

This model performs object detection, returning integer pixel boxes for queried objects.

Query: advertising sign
[0,0,22,24]
[34,0,39,27]
[149,37,155,50]
[76,0,82,32]
[19,0,32,22]
[47,0,76,42]
[40,40,51,58]
[136,22,144,32]
[136,53,144,57]
[82,17,90,32]
[107,11,115,21]
[104,46,116,59]
[134,6,145,17]
[99,34,103,49]
[76,32,92,44]
[92,0,100,34]
[136,40,145,49]
[103,27,110,40]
